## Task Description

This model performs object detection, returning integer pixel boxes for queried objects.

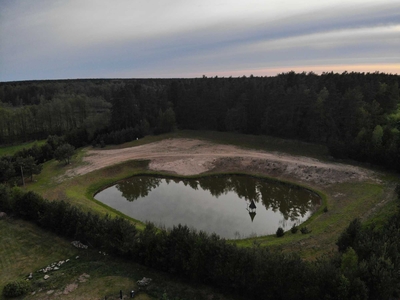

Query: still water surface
[95,175,320,239]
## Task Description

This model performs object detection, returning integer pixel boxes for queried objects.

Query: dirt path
[66,138,375,186]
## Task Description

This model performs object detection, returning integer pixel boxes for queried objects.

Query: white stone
[44,275,50,280]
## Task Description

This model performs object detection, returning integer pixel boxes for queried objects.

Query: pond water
[95,175,320,239]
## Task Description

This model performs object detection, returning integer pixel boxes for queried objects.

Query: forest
[1,72,399,171]
[1,72,400,299]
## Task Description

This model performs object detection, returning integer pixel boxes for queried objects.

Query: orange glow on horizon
[201,63,400,77]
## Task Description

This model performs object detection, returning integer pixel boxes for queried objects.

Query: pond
[95,175,320,239]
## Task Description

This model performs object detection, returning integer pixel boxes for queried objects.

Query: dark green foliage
[290,224,298,234]
[155,108,176,134]
[0,183,12,212]
[53,143,75,164]
[64,127,89,148]
[14,156,42,181]
[0,156,15,182]
[336,219,361,253]
[3,280,30,297]
[46,135,65,152]
[300,226,311,234]
[276,227,285,237]
[323,206,328,213]
[13,191,46,221]
[93,126,143,146]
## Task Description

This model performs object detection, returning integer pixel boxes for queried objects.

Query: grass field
[0,218,230,300]
[1,130,399,298]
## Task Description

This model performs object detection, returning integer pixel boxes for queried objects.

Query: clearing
[67,138,376,187]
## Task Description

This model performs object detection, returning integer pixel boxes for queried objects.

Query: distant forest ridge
[1,72,399,170]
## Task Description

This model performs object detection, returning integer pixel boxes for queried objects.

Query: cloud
[0,0,399,80]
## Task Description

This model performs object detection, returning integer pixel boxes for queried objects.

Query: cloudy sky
[1,0,399,81]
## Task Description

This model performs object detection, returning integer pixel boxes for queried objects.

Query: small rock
[76,256,79,259]
[71,241,88,249]
[0,212,7,218]
[47,290,54,294]
[44,275,50,280]
[28,272,33,279]
[137,277,152,287]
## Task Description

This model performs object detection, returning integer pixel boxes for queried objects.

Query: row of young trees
[0,185,399,299]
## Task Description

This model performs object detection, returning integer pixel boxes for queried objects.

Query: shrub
[3,280,30,297]
[300,227,311,234]
[276,227,285,237]
[290,224,298,234]
[324,206,328,213]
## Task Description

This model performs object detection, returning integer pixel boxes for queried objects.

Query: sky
[1,0,399,81]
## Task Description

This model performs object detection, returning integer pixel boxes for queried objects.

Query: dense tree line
[0,185,399,299]
[1,72,399,170]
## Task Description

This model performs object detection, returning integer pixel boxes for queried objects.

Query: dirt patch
[78,273,90,283]
[63,283,78,295]
[66,138,376,186]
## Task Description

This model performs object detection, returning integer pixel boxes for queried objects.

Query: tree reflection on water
[115,175,320,222]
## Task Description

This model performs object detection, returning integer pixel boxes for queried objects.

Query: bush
[276,227,285,237]
[290,224,298,234]
[300,227,311,234]
[3,280,30,297]
[324,206,328,213]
